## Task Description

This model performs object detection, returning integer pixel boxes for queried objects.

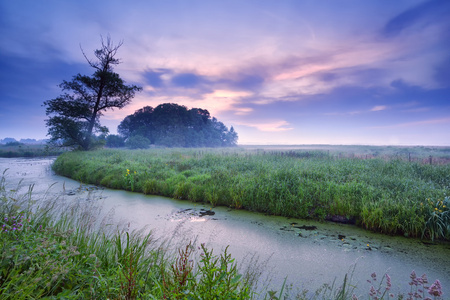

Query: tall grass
[0,172,253,299]
[1,171,446,299]
[52,148,450,241]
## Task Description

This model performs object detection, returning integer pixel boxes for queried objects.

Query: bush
[106,134,125,148]
[125,135,150,149]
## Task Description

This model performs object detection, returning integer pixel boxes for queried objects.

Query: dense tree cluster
[118,103,238,147]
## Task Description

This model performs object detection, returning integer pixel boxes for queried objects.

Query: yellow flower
[443,205,446,208]
[434,208,438,211]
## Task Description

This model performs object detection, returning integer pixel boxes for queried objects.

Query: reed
[0,172,252,299]
[0,170,446,299]
[52,148,450,241]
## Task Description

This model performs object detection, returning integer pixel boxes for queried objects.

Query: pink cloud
[371,105,388,111]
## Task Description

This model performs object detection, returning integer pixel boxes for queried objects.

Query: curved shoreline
[52,149,450,242]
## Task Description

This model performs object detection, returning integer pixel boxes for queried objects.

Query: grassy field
[52,147,450,241]
[0,143,66,158]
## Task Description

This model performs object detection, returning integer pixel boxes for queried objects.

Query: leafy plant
[422,197,450,241]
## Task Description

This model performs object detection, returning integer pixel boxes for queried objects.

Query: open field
[241,145,450,164]
[52,146,450,241]
[0,143,65,158]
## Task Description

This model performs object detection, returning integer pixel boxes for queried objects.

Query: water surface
[1,157,449,297]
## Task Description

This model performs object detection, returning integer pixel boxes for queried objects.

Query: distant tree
[106,134,125,148]
[19,139,38,144]
[43,36,142,150]
[125,135,151,149]
[118,103,238,147]
[1,138,17,144]
[5,141,23,147]
[118,106,154,142]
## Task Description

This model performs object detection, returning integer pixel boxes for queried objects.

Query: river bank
[1,156,449,298]
[52,148,450,241]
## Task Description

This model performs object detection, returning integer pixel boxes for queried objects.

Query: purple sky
[1,0,449,145]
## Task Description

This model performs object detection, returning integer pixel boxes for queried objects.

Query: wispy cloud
[402,107,430,113]
[237,120,293,132]
[369,117,450,129]
[370,105,388,111]
[325,105,388,116]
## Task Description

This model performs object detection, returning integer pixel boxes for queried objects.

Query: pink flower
[369,286,377,297]
[386,274,392,290]
[428,280,443,297]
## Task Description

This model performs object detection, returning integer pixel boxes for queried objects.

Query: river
[1,157,449,298]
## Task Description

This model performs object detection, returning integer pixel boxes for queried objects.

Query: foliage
[123,168,138,191]
[52,148,450,241]
[125,135,151,149]
[118,103,238,147]
[0,171,446,299]
[43,36,141,151]
[0,172,252,299]
[106,134,125,148]
[421,197,450,241]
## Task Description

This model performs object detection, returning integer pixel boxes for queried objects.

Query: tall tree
[44,36,142,150]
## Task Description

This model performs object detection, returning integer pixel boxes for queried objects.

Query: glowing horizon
[1,1,449,145]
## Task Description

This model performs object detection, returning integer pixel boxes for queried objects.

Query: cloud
[370,105,387,112]
[237,120,293,132]
[171,73,205,88]
[144,69,167,88]
[369,117,450,129]
[382,0,450,38]
[401,107,430,113]
[434,55,450,88]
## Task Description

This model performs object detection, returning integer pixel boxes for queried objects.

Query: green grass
[0,172,254,299]
[1,171,446,299]
[52,148,450,241]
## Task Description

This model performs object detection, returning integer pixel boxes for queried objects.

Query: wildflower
[369,286,377,297]
[428,280,443,297]
[410,270,418,286]
[386,274,391,290]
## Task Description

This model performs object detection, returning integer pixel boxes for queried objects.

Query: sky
[1,0,449,145]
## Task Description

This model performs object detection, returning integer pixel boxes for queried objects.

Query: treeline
[109,103,238,148]
[0,143,65,158]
